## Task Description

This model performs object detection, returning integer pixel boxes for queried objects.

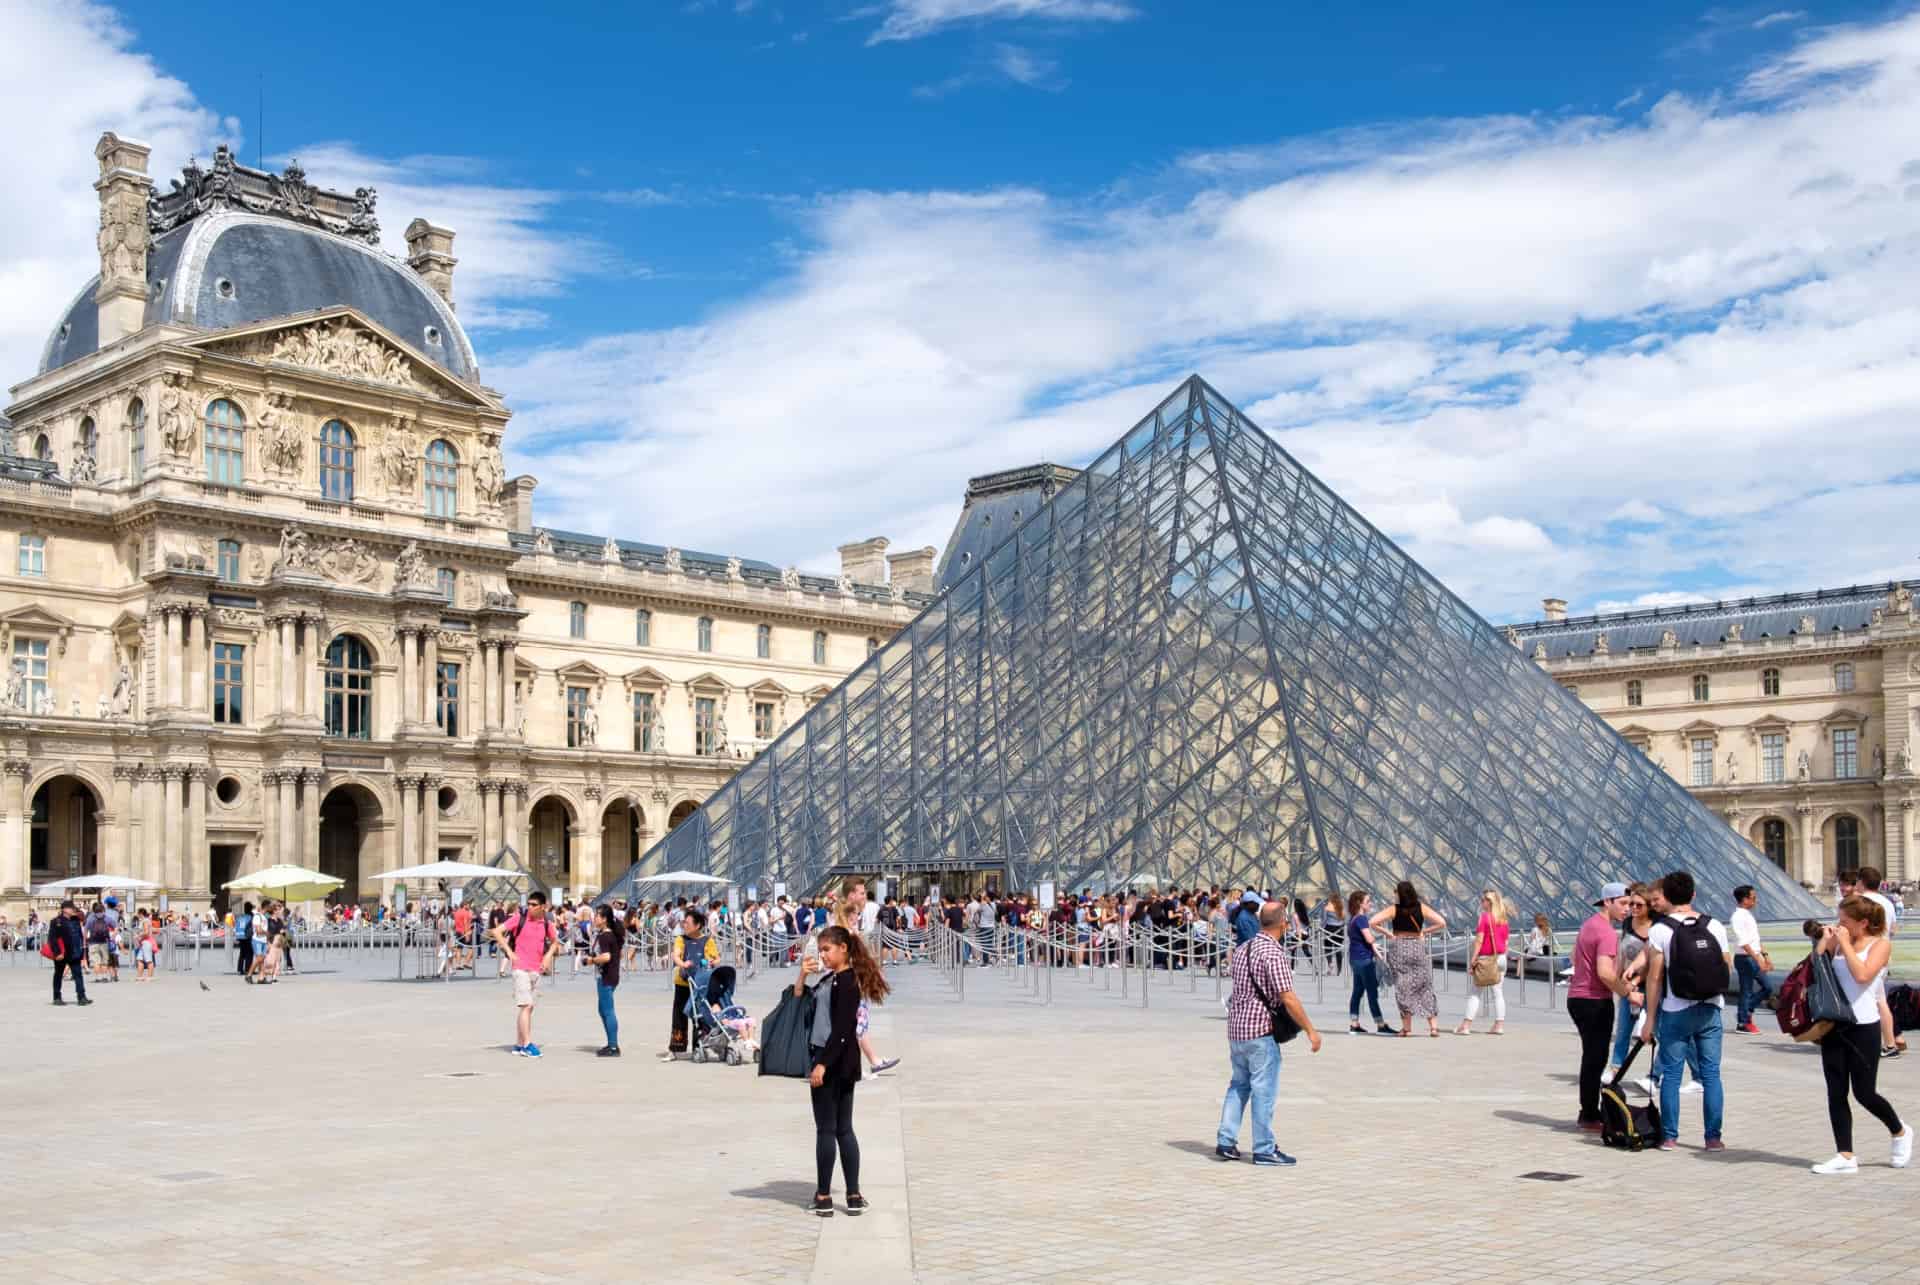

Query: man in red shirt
[1567,881,1636,1132]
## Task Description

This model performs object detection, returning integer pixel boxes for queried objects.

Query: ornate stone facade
[0,134,935,913]
[1513,583,1920,887]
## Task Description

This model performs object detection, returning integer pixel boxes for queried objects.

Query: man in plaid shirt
[1218,900,1320,1165]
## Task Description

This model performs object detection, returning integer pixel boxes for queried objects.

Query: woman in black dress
[797,925,891,1217]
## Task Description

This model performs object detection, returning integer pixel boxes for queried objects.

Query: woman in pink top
[1455,889,1512,1036]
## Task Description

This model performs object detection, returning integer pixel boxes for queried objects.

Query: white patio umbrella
[375,861,531,882]
[33,875,161,894]
[630,870,731,885]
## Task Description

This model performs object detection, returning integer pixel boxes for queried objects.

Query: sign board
[773,881,787,899]
[158,894,170,912]
[874,878,888,903]
[726,887,740,914]
[1038,881,1056,910]
[450,886,464,907]
[746,885,759,902]
[928,883,941,904]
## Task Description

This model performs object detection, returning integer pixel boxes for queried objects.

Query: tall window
[1690,737,1715,787]
[754,700,775,739]
[697,617,713,652]
[1625,680,1642,708]
[633,691,658,751]
[1761,818,1787,869]
[1834,662,1855,693]
[569,601,587,639]
[812,630,827,665]
[635,609,652,646]
[756,623,771,659]
[217,539,241,583]
[437,568,456,603]
[1762,667,1780,697]
[423,439,458,516]
[1834,815,1861,867]
[11,638,49,710]
[17,534,46,577]
[213,642,245,725]
[318,420,355,500]
[33,434,50,461]
[127,397,145,479]
[436,662,460,737]
[1833,728,1859,779]
[323,635,373,739]
[204,398,245,485]
[1691,673,1710,702]
[694,696,718,756]
[1761,732,1785,784]
[566,685,591,747]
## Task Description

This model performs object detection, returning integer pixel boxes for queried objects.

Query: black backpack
[1600,1039,1662,1152]
[1664,913,1730,1002]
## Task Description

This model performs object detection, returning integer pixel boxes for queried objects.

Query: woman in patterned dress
[1370,880,1447,1037]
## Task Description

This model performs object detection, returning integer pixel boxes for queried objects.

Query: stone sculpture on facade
[71,423,98,483]
[664,548,684,575]
[603,537,621,563]
[1504,626,1520,648]
[1797,749,1812,782]
[1874,744,1886,777]
[580,703,599,746]
[392,540,434,591]
[473,443,504,506]
[274,523,315,574]
[1592,632,1609,656]
[1798,615,1817,634]
[533,528,554,555]
[1892,584,1914,616]
[158,373,194,455]
[1533,642,1547,661]
[1724,751,1737,785]
[836,573,854,596]
[317,537,380,585]
[1897,746,1913,777]
[107,664,133,718]
[3,659,24,711]
[782,566,801,589]
[259,391,303,475]
[1725,622,1743,641]
[725,556,742,582]
[377,418,420,490]
[1659,628,1678,648]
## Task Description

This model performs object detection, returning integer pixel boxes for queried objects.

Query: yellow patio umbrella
[223,864,345,903]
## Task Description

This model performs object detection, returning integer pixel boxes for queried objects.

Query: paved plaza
[7,948,1918,1284]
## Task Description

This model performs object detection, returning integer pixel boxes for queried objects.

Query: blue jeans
[1348,959,1382,1022]
[1734,955,1772,1026]
[596,979,619,1049]
[1654,1004,1724,1141]
[1217,1037,1282,1155]
[1611,995,1647,1069]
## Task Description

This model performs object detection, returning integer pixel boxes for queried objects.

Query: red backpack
[1774,954,1822,1042]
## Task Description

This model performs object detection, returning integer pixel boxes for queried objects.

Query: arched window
[323,635,374,739]
[1833,815,1861,867]
[1833,661,1855,693]
[423,439,458,516]
[437,567,456,603]
[697,617,714,653]
[217,539,241,583]
[33,433,51,461]
[1691,673,1710,702]
[1761,667,1780,697]
[756,623,771,659]
[1625,680,1642,708]
[1761,818,1787,870]
[569,601,587,639]
[635,609,651,646]
[318,419,356,500]
[812,630,827,665]
[204,398,245,484]
[127,398,145,479]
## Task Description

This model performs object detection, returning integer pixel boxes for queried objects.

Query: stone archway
[667,799,700,832]
[318,783,382,906]
[1747,815,1792,874]
[528,794,576,889]
[600,797,644,888]
[30,774,100,883]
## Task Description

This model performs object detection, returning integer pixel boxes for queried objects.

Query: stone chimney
[1542,597,1567,623]
[93,132,152,347]
[886,546,937,594]
[838,537,890,586]
[404,218,458,308]
[505,475,537,535]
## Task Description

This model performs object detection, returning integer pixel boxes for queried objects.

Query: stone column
[278,771,297,866]
[139,767,162,885]
[500,642,518,737]
[276,617,295,716]
[476,780,495,863]
[186,766,208,895]
[396,775,418,873]
[162,608,182,709]
[481,641,498,732]
[1798,802,1820,887]
[302,769,324,870]
[305,618,325,719]
[107,763,135,874]
[580,788,603,897]
[258,771,277,878]
[161,767,183,892]
[422,776,441,863]
[508,782,527,858]
[421,633,439,727]
[0,760,29,895]
[395,629,413,730]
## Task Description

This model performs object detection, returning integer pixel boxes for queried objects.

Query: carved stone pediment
[191,309,487,405]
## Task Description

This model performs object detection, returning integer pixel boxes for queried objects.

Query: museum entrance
[208,845,244,916]
[318,785,379,906]
[529,795,575,890]
[30,774,99,884]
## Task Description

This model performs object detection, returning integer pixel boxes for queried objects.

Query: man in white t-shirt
[1857,867,1901,1058]
[1727,885,1772,1035]
[1643,870,1732,1151]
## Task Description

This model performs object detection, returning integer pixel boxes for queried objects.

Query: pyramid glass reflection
[601,377,1820,924]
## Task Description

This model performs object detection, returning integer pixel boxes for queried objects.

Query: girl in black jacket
[797,925,890,1217]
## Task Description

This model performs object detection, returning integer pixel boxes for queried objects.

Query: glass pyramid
[601,377,1821,925]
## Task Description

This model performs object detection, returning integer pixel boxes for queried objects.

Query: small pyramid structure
[601,378,1821,924]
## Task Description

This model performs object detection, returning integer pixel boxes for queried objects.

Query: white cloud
[993,44,1064,90]
[869,0,1137,44]
[1752,10,1805,30]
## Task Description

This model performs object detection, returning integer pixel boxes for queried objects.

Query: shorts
[512,968,542,1008]
[88,944,110,969]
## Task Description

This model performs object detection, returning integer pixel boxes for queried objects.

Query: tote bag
[1807,951,1855,1028]
[757,984,817,1079]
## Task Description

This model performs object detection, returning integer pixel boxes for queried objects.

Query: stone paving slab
[4,953,1917,1283]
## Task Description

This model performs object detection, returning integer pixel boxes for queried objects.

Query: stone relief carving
[725,556,742,582]
[1798,615,1817,634]
[603,537,621,563]
[259,391,303,475]
[159,372,195,455]
[533,528,554,555]
[782,566,801,589]
[1532,642,1547,661]
[484,590,518,609]
[3,659,23,711]
[98,186,144,282]
[1797,749,1811,781]
[392,540,436,591]
[473,442,505,506]
[1724,622,1743,642]
[1659,628,1678,648]
[1592,632,1609,656]
[225,318,426,393]
[664,548,684,575]
[836,574,854,596]
[317,537,380,585]
[274,523,315,574]
[1891,584,1914,616]
[376,417,421,490]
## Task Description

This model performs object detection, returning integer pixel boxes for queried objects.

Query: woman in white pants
[1455,889,1511,1035]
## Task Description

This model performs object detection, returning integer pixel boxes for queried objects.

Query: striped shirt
[1226,933,1295,1041]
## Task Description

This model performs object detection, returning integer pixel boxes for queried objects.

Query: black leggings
[810,1078,860,1195]
[1821,1021,1904,1153]
[1568,996,1615,1123]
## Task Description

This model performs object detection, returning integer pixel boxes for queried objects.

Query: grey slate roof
[1509,580,1914,660]
[507,529,934,607]
[40,211,477,383]
[936,463,1082,591]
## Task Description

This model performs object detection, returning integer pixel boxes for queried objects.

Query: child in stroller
[686,965,758,1065]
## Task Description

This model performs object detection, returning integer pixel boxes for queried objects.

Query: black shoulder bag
[1242,941,1302,1045]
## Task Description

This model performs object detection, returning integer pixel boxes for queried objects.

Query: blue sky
[3,0,1917,620]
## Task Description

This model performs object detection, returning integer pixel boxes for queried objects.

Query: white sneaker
[1811,1154,1859,1175]
[1893,1127,1913,1169]
[1680,1082,1704,1095]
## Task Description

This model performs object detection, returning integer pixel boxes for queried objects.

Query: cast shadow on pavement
[1165,1140,1222,1159]
[1492,1109,1580,1133]
[733,1180,818,1205]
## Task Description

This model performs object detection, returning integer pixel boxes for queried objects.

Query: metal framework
[599,377,1821,924]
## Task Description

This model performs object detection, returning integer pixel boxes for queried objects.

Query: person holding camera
[1216,900,1321,1166]
[1810,897,1911,1174]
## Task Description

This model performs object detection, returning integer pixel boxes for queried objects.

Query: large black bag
[757,983,817,1079]
[1807,950,1855,1027]
[1599,1038,1662,1152]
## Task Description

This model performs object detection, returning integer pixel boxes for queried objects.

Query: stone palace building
[0,134,934,913]
[1512,581,1920,888]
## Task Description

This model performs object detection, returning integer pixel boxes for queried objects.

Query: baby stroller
[688,965,756,1066]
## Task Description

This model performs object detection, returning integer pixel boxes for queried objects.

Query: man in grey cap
[1567,881,1636,1132]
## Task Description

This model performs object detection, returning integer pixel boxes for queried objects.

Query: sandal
[1489,1023,1505,1036]
[1453,1022,1471,1036]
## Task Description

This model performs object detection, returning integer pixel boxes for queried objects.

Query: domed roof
[40,168,477,384]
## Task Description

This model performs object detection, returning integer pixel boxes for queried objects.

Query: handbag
[1242,942,1302,1045]
[1807,949,1856,1027]
[756,983,818,1079]
[1470,954,1503,987]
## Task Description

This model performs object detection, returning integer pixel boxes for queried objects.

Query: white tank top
[1834,939,1886,1025]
